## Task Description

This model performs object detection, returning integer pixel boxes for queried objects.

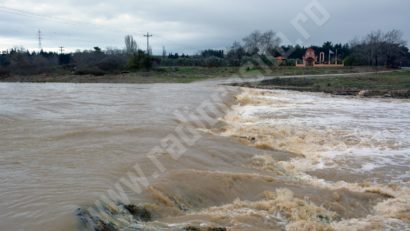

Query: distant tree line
[0,29,409,77]
[347,29,409,67]
[0,47,59,76]
[0,35,154,77]
[160,29,410,68]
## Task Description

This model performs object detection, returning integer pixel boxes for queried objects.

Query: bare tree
[260,30,281,54]
[351,29,407,67]
[365,30,383,66]
[124,35,138,54]
[243,30,262,55]
[383,29,406,66]
[242,30,281,55]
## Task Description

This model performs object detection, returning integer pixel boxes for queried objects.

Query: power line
[0,6,204,54]
[0,6,145,35]
[0,6,83,27]
[59,46,64,54]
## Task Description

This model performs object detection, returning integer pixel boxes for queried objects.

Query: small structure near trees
[296,48,344,67]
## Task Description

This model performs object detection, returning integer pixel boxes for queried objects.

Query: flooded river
[0,81,409,230]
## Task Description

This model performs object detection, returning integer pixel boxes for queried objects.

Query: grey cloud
[0,0,408,54]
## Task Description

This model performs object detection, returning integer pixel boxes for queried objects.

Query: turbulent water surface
[0,81,409,230]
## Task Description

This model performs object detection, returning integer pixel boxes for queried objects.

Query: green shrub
[127,50,153,71]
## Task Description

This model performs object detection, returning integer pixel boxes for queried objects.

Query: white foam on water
[224,88,410,183]
[219,88,410,230]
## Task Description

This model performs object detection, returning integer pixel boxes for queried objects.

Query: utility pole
[144,32,153,55]
[162,46,166,58]
[59,46,64,54]
[328,51,331,65]
[38,30,42,51]
[335,49,338,65]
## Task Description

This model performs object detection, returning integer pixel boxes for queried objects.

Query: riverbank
[234,70,410,98]
[0,66,376,84]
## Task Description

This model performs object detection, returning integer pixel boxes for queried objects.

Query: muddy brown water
[0,81,409,230]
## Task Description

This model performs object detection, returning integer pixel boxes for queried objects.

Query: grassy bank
[0,66,379,84]
[238,70,410,98]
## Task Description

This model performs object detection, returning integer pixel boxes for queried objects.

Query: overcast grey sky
[0,0,408,54]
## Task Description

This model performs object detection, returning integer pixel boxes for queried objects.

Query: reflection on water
[0,83,409,230]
